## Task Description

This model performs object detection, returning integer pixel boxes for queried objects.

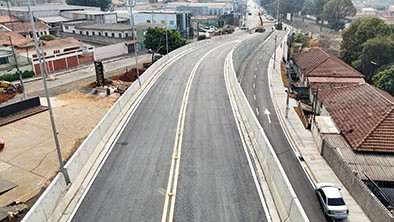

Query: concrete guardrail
[227,34,309,222]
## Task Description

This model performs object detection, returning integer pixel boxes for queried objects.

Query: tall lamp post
[273,35,277,69]
[128,0,141,86]
[164,1,169,55]
[28,0,70,185]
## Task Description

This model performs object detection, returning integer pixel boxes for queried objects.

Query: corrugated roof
[319,84,394,153]
[37,16,71,24]
[324,134,394,182]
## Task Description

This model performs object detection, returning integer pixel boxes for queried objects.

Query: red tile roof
[292,47,364,78]
[3,22,50,33]
[0,15,20,24]
[0,32,33,47]
[318,84,394,153]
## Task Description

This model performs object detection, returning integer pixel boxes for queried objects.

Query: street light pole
[128,0,141,86]
[164,1,169,55]
[273,35,277,69]
[276,0,280,21]
[28,0,70,185]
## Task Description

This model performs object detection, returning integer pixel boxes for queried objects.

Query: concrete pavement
[268,28,371,221]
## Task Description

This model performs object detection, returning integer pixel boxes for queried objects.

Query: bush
[0,70,35,81]
[294,33,310,47]
[39,34,56,41]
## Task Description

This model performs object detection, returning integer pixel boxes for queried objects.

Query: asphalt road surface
[70,37,268,221]
[239,30,329,222]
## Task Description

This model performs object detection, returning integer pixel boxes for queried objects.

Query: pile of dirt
[0,92,16,104]
[88,78,113,88]
[112,68,146,82]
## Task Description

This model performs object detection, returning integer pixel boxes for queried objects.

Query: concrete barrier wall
[229,34,309,222]
[321,139,394,222]
[22,174,67,222]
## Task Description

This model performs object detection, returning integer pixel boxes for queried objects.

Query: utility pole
[28,0,70,185]
[276,0,280,21]
[128,0,141,86]
[8,36,27,100]
[273,35,277,69]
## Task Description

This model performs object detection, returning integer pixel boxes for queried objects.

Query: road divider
[225,34,309,222]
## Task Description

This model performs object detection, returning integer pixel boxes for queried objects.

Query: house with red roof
[291,47,365,92]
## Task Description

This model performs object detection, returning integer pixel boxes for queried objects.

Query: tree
[66,0,111,11]
[322,0,356,31]
[340,17,392,64]
[144,27,187,55]
[354,36,394,82]
[302,0,328,21]
[39,34,56,41]
[373,65,394,96]
[260,0,304,20]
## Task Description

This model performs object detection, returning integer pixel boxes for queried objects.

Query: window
[112,33,115,37]
[147,20,151,23]
[170,21,174,25]
[53,50,60,54]
[64,25,69,29]
[99,32,101,36]
[92,31,95,35]
[118,33,122,38]
[125,33,128,37]
[86,31,89,35]
[80,31,82,34]
[0,57,9,64]
[73,30,75,34]
[105,32,108,37]
[161,20,165,24]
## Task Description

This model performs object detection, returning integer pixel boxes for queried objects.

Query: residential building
[0,32,33,74]
[313,83,394,212]
[62,22,135,45]
[291,47,365,89]
[27,37,94,75]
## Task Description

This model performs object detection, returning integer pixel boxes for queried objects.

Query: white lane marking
[264,108,271,124]
[253,83,255,89]
[257,61,260,65]
[256,107,260,116]
[254,74,256,79]
[255,67,257,72]
[254,94,256,100]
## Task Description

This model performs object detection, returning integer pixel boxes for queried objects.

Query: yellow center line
[161,42,234,222]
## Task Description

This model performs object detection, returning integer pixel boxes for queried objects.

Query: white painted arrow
[264,108,271,123]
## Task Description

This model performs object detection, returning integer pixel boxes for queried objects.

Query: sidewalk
[268,29,371,221]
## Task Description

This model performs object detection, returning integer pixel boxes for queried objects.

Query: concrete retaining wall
[321,139,394,222]
[228,34,309,221]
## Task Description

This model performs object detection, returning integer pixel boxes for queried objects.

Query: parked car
[0,138,4,150]
[315,183,349,219]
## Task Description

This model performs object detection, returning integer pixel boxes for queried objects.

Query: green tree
[302,0,329,21]
[144,27,187,55]
[372,65,394,95]
[354,36,394,82]
[340,17,392,64]
[322,0,356,31]
[294,33,310,47]
[66,0,111,11]
[39,34,56,41]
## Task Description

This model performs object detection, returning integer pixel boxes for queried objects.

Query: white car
[315,183,349,219]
